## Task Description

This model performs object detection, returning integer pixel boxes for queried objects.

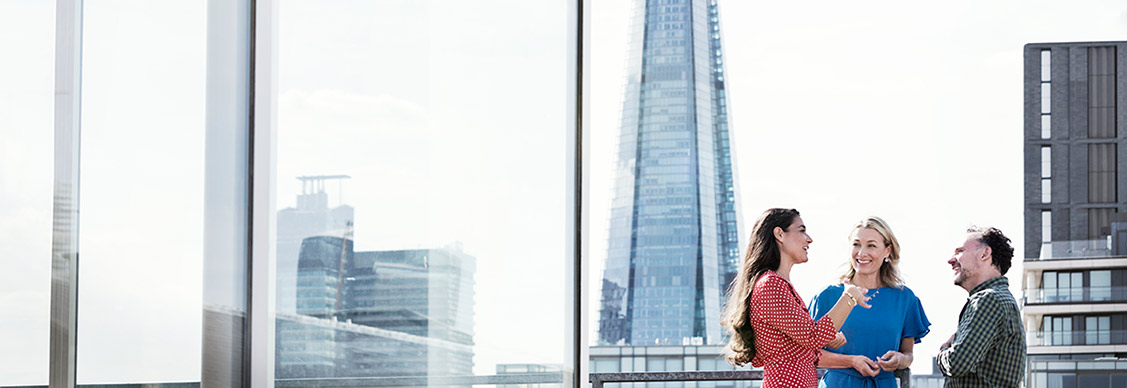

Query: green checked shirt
[937,276,1026,388]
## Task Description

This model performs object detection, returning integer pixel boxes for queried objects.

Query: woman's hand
[850,355,880,377]
[825,332,847,349]
[877,350,907,371]
[841,283,872,308]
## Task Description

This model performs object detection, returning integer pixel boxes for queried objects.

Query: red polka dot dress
[749,270,837,388]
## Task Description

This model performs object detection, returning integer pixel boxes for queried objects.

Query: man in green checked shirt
[937,226,1025,388]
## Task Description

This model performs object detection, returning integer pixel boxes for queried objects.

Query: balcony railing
[590,369,912,388]
[1027,330,1127,346]
[1033,240,1114,260]
[1023,286,1127,304]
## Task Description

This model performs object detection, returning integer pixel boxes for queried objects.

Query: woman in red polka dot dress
[722,208,872,388]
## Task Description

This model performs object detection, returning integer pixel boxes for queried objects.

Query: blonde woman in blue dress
[809,217,931,388]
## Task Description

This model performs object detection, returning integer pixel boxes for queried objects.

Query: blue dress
[809,285,931,388]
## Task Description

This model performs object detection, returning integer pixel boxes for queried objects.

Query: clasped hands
[844,350,908,377]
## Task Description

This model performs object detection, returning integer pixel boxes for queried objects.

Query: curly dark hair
[967,226,1014,275]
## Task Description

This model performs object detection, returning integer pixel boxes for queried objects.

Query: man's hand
[825,332,847,349]
[940,333,955,350]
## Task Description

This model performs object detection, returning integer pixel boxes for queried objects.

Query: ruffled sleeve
[902,287,931,343]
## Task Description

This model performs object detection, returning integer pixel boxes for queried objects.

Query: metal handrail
[1023,286,1127,304]
[590,369,912,388]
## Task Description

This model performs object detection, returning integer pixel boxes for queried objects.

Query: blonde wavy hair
[839,216,904,288]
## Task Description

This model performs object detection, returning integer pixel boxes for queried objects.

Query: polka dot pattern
[750,270,837,388]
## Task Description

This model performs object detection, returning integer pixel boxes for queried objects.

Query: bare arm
[820,350,881,377]
[822,284,871,331]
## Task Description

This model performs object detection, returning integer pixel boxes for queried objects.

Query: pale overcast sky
[3,0,1127,385]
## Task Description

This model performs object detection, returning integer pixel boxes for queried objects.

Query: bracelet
[845,293,857,306]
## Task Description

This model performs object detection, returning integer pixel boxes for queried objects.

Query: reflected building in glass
[277,237,476,378]
[275,179,476,378]
[277,175,354,315]
[599,0,741,346]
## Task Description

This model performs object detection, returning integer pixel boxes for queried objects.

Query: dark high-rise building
[277,175,354,314]
[1022,41,1127,387]
[598,0,741,346]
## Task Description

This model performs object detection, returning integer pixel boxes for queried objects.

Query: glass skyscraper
[599,0,740,346]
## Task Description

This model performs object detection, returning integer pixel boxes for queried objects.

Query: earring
[884,257,890,263]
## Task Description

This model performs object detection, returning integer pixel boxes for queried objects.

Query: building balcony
[1031,240,1114,261]
[1023,286,1127,304]
[1027,330,1127,347]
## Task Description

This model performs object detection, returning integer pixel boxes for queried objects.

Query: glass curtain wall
[0,0,581,386]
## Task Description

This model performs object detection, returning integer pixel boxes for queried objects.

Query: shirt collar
[969,276,1008,295]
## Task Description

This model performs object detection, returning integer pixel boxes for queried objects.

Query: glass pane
[76,1,205,383]
[1043,316,1052,345]
[1071,273,1083,301]
[1099,316,1110,344]
[1042,50,1052,82]
[1043,179,1052,203]
[1042,114,1051,139]
[0,1,55,385]
[1091,270,1111,301]
[1043,147,1052,178]
[1042,83,1052,114]
[275,0,569,383]
[1087,317,1097,344]
[1043,211,1052,244]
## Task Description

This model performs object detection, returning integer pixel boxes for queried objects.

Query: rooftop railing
[590,369,912,388]
[3,370,919,388]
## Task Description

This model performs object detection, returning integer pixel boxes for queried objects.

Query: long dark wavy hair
[721,208,800,366]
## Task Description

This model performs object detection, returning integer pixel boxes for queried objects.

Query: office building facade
[1023,41,1127,387]
[599,0,741,347]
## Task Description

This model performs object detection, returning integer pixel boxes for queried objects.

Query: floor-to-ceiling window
[0,2,55,386]
[272,0,574,384]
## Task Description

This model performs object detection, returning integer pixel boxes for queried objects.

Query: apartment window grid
[1042,146,1052,203]
[1041,49,1052,139]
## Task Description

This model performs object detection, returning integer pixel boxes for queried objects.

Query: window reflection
[275,0,568,381]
